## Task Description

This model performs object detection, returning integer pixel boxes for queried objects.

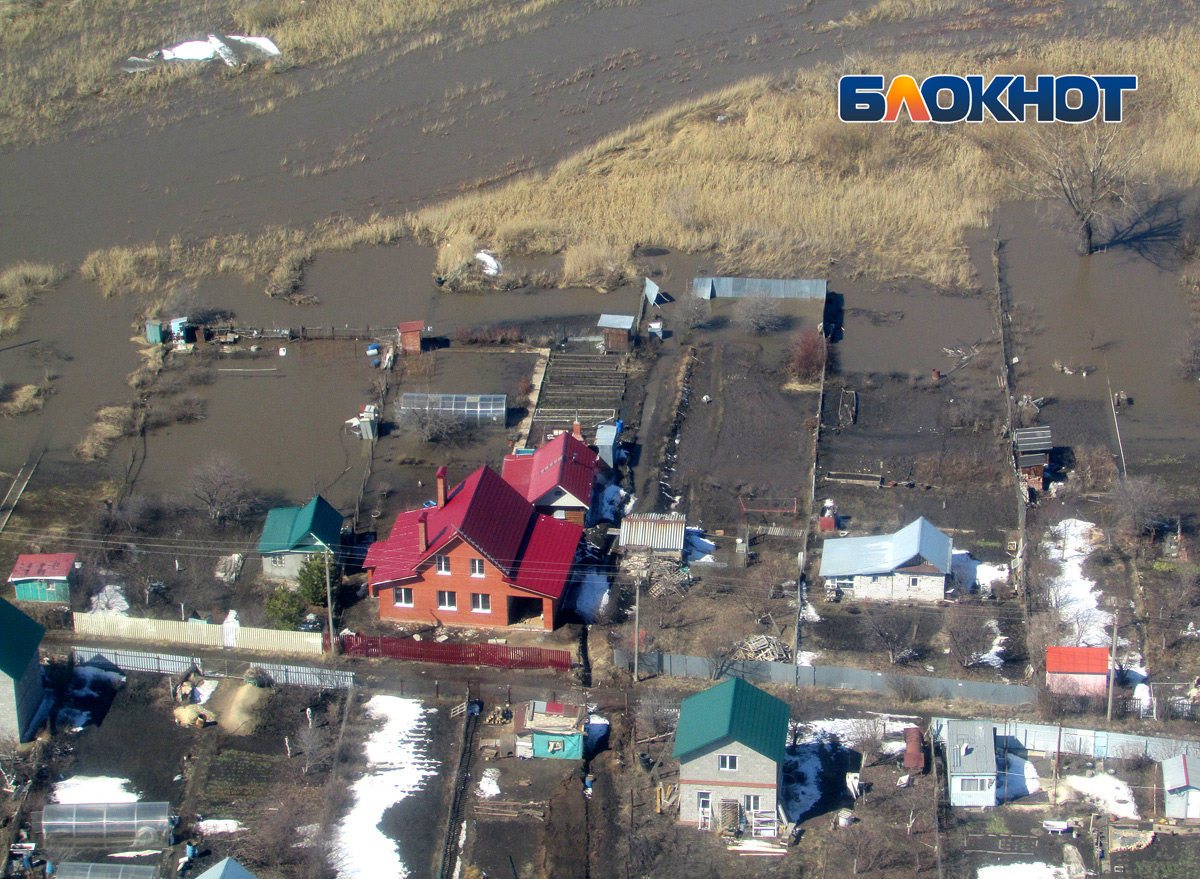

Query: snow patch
[477,768,501,799]
[589,484,625,525]
[110,851,161,859]
[333,696,439,879]
[586,713,610,756]
[57,708,91,732]
[475,252,501,275]
[193,679,219,705]
[999,753,1041,801]
[684,528,716,564]
[571,569,610,623]
[1043,519,1109,646]
[90,584,129,615]
[795,651,821,667]
[53,776,139,804]
[977,865,1067,879]
[72,665,125,698]
[1064,773,1139,819]
[952,551,1010,594]
[802,603,822,623]
[973,621,1007,669]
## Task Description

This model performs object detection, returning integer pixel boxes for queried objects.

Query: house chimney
[417,511,428,553]
[436,466,447,507]
[572,420,584,441]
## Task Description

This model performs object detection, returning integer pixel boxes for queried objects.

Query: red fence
[333,634,572,673]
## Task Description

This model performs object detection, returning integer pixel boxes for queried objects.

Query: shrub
[732,294,783,334]
[265,586,307,630]
[296,554,340,608]
[788,328,827,381]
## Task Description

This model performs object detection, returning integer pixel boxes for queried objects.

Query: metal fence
[336,634,572,672]
[931,717,1200,761]
[72,646,354,690]
[612,649,1037,706]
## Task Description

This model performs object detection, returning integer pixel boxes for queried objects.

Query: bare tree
[296,724,331,776]
[400,410,474,444]
[1107,476,1171,543]
[862,605,936,665]
[945,604,998,668]
[1007,121,1142,255]
[732,293,783,335]
[187,453,254,523]
[676,296,711,332]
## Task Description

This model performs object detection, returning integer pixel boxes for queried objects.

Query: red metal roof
[9,553,75,582]
[365,466,582,600]
[397,321,424,333]
[1046,646,1110,675]
[502,433,597,508]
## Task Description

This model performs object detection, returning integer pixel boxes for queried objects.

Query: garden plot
[1041,519,1110,647]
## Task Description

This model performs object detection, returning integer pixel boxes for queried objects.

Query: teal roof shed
[672,677,789,765]
[0,596,44,681]
[257,495,343,555]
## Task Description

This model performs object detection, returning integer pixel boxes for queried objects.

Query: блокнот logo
[838,74,1137,123]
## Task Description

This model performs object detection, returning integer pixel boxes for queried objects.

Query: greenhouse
[41,802,172,847]
[56,865,159,879]
[398,393,507,423]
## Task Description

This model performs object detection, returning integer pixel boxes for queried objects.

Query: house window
[470,558,485,577]
[744,795,761,812]
[697,791,712,813]
[471,593,491,613]
[271,555,284,567]
[960,778,981,791]
[870,575,880,583]
[910,577,919,588]
[718,754,738,771]
[394,587,414,608]
[435,555,450,574]
[437,590,457,611]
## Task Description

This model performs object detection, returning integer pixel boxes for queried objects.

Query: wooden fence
[334,634,572,672]
[73,614,323,656]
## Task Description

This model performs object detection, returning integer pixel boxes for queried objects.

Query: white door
[1188,792,1200,819]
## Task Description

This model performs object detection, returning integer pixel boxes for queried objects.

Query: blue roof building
[818,517,953,602]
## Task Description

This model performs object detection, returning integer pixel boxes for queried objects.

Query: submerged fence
[335,634,572,673]
[612,648,1037,706]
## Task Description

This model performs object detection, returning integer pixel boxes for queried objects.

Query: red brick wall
[374,536,557,630]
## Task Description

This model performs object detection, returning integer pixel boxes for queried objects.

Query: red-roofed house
[364,466,583,630]
[8,553,76,603]
[501,432,599,526]
[398,320,424,355]
[1046,646,1110,696]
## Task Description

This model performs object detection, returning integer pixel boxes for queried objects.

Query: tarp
[532,731,583,759]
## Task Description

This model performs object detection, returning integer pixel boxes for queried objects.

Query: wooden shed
[1013,426,1052,491]
[597,314,635,353]
[397,320,424,355]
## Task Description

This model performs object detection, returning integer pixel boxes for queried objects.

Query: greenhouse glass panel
[398,394,506,423]
[57,865,159,879]
[42,802,172,848]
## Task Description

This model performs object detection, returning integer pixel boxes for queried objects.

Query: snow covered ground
[1064,773,1139,819]
[476,768,501,799]
[197,819,244,834]
[53,776,139,804]
[72,665,125,699]
[333,696,440,879]
[588,484,627,525]
[973,621,1008,669]
[977,864,1067,879]
[999,753,1041,801]
[90,584,130,615]
[571,569,610,623]
[952,551,1010,595]
[684,528,716,564]
[1043,520,1109,646]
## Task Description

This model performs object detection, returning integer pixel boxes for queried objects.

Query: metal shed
[398,393,507,423]
[692,277,827,300]
[1162,753,1200,819]
[595,424,618,468]
[57,865,159,879]
[40,802,172,848]
[619,512,686,556]
[945,721,997,808]
[1013,426,1053,467]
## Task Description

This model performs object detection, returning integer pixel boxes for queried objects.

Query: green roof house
[196,858,259,879]
[672,677,790,836]
[256,495,343,582]
[1,596,46,742]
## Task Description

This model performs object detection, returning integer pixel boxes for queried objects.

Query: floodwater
[995,201,1200,464]
[0,0,1188,493]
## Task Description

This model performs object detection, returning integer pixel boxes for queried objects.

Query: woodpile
[624,553,692,598]
[733,634,792,663]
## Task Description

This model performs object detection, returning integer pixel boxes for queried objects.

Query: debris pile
[624,554,692,597]
[734,634,792,663]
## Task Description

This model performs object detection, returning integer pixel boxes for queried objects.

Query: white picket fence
[73,613,323,656]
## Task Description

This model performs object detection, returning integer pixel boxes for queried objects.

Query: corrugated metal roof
[1046,646,1109,675]
[818,517,952,578]
[1014,426,1053,453]
[619,512,686,553]
[945,721,997,776]
[257,495,343,555]
[9,552,76,582]
[197,859,258,879]
[1162,753,1200,792]
[502,433,598,507]
[692,276,827,300]
[597,314,636,330]
[0,596,44,681]
[672,677,789,765]
[644,278,661,304]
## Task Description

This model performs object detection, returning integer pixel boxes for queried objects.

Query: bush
[265,586,307,630]
[788,328,827,381]
[732,294,783,334]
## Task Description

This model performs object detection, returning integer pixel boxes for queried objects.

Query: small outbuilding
[945,720,997,808]
[397,320,424,355]
[1161,753,1200,819]
[1045,646,1109,697]
[597,314,635,353]
[619,512,687,559]
[8,552,76,603]
[257,495,343,582]
[1,596,45,742]
[1014,426,1052,491]
[514,700,586,759]
[197,858,259,879]
[595,423,619,468]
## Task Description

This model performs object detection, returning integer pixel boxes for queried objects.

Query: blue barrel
[186,843,197,858]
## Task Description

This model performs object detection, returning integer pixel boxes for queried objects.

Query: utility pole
[325,547,337,656]
[1107,613,1119,721]
[633,578,640,683]
[1052,723,1062,804]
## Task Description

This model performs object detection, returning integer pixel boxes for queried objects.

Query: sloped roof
[620,513,687,553]
[9,553,76,582]
[397,320,424,333]
[196,859,258,879]
[1014,426,1053,453]
[946,721,997,776]
[597,314,635,330]
[502,433,598,508]
[1162,753,1200,793]
[818,517,952,578]
[0,596,45,680]
[1046,646,1109,675]
[364,466,582,599]
[257,495,342,554]
[672,677,789,765]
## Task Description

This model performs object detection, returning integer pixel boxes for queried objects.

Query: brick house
[365,466,583,630]
[501,432,599,526]
[674,677,790,836]
[1045,646,1110,696]
[8,553,76,603]
[818,517,953,602]
[1,596,45,743]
